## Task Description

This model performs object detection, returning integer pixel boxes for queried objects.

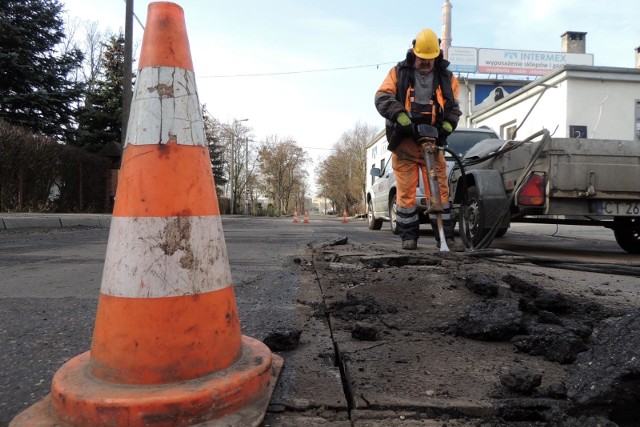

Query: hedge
[0,121,113,213]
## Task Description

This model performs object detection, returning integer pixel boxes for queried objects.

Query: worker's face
[415,56,435,74]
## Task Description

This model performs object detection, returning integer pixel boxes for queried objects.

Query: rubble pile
[308,240,640,426]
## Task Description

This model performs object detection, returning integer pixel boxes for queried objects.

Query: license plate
[593,200,640,216]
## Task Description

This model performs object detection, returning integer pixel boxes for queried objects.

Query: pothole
[310,241,640,426]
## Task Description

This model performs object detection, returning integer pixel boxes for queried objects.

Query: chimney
[561,31,587,54]
[636,46,640,69]
[441,0,452,59]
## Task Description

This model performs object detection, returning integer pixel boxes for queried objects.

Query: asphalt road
[1,215,638,426]
[0,215,359,425]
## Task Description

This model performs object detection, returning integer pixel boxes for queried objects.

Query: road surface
[1,216,638,426]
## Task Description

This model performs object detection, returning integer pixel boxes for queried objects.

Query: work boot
[402,239,417,250]
[436,238,466,252]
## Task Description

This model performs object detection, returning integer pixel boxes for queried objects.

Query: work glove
[396,112,413,137]
[437,121,453,146]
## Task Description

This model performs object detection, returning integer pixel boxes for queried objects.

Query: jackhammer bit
[416,124,449,252]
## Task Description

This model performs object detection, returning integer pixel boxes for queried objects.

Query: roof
[365,129,386,150]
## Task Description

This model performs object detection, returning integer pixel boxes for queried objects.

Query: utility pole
[122,0,134,144]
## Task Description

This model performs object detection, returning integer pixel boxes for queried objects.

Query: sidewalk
[0,213,112,230]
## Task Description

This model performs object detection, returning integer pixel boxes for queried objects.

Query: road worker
[375,28,464,251]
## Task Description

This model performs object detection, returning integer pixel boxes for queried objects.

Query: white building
[469,65,640,141]
[365,130,389,189]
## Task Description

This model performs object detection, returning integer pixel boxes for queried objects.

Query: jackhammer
[415,124,449,252]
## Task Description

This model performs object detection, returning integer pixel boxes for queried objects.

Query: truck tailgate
[549,138,640,198]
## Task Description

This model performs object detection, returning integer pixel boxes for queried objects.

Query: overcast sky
[61,0,640,178]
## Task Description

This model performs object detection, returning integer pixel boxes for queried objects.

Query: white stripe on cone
[126,67,205,147]
[101,216,232,298]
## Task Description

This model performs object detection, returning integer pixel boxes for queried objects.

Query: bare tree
[63,17,111,94]
[258,136,309,215]
[228,122,251,215]
[81,21,111,94]
[243,138,259,215]
[316,122,378,214]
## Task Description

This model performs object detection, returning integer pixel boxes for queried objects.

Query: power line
[199,62,396,79]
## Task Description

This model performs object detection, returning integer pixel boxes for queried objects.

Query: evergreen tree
[202,110,227,191]
[76,33,130,152]
[0,0,85,142]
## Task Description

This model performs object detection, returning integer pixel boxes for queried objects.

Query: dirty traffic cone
[11,3,282,427]
[303,210,310,223]
[342,209,349,223]
[293,210,299,223]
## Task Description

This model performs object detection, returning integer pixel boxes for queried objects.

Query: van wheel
[367,201,383,230]
[390,194,398,235]
[460,185,494,249]
[613,217,640,254]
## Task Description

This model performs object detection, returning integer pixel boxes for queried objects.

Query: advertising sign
[478,48,593,76]
[448,47,478,73]
[473,84,525,111]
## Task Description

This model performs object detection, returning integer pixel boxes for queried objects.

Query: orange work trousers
[391,138,449,210]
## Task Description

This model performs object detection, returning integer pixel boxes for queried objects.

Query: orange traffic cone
[303,210,310,223]
[11,3,282,427]
[293,210,299,223]
[342,209,349,223]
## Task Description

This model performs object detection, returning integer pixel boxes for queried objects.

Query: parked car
[366,127,499,233]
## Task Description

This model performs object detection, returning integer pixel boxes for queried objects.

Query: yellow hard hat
[413,29,440,59]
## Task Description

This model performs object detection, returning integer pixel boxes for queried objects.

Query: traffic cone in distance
[303,210,310,223]
[293,210,299,223]
[11,3,282,427]
[342,209,349,223]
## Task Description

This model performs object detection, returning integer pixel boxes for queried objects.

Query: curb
[0,215,112,230]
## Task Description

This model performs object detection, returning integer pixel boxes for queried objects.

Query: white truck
[450,129,640,254]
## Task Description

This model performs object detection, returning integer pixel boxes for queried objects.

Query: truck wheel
[390,194,398,235]
[613,217,640,254]
[460,185,494,249]
[367,200,383,230]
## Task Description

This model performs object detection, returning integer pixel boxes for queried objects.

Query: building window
[500,120,517,140]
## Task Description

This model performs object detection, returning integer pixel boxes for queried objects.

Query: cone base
[10,336,283,427]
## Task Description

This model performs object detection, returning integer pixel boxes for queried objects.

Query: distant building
[310,194,334,214]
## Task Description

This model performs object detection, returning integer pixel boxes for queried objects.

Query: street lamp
[230,118,248,215]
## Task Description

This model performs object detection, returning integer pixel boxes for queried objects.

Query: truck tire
[613,217,640,254]
[390,194,398,235]
[367,200,383,230]
[460,185,494,249]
